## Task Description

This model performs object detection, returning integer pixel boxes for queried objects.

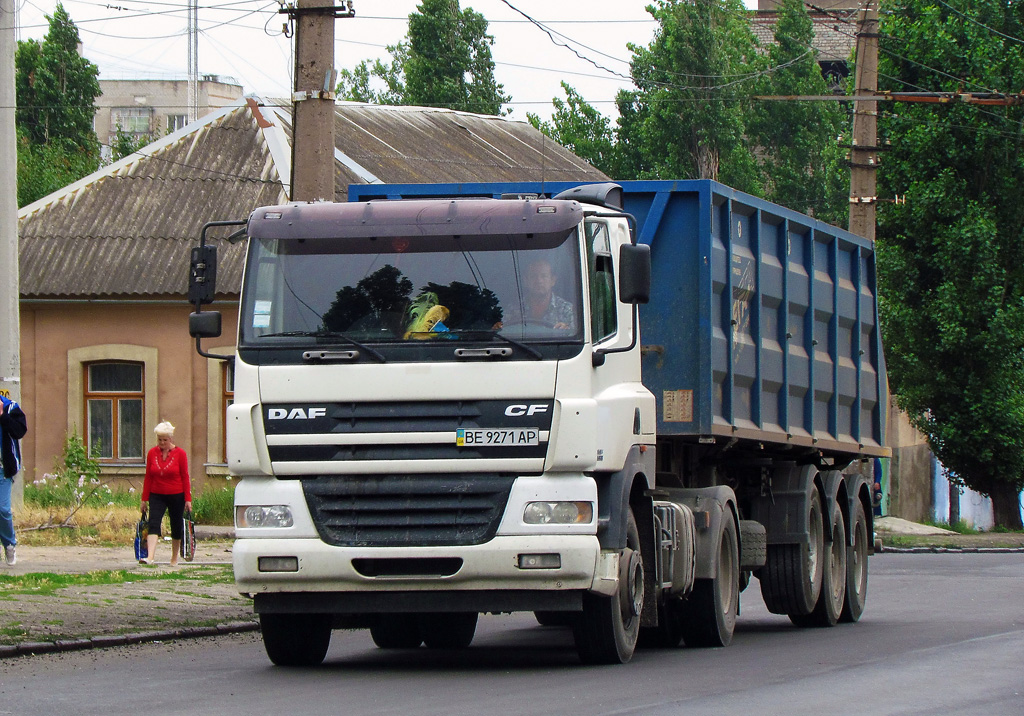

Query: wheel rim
[620,547,644,623]
[828,518,845,604]
[851,514,868,598]
[719,521,737,617]
[807,497,823,589]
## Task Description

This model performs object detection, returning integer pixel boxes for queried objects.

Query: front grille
[265,400,553,464]
[302,474,516,547]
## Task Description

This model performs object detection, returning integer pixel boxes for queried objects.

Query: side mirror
[189,311,222,339]
[188,245,218,305]
[619,243,651,304]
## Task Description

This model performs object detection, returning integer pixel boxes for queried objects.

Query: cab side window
[586,220,617,342]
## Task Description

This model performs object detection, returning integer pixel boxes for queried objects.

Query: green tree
[109,126,159,163]
[877,0,1024,528]
[747,0,848,222]
[15,3,101,206]
[618,0,763,190]
[337,0,509,115]
[527,83,618,176]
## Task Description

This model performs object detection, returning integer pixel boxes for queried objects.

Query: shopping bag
[134,511,149,561]
[180,509,196,562]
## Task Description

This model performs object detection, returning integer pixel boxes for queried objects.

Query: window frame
[68,345,159,467]
[84,361,145,461]
[110,106,153,135]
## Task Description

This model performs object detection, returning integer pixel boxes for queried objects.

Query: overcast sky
[14,0,759,122]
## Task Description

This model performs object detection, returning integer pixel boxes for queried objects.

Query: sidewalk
[0,529,258,659]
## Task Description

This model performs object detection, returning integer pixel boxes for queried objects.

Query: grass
[920,519,982,535]
[16,482,236,547]
[0,564,234,596]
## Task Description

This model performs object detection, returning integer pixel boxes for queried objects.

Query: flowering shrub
[25,432,136,509]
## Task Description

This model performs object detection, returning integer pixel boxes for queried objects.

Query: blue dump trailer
[190,179,888,666]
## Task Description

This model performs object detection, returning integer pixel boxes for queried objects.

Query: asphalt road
[1,552,1021,716]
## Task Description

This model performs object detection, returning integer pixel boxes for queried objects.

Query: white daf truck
[188,180,886,666]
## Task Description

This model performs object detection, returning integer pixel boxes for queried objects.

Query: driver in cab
[511,258,577,332]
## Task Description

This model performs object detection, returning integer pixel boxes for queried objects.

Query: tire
[260,613,331,666]
[419,612,478,649]
[840,501,869,623]
[370,614,423,649]
[791,503,847,628]
[638,599,685,648]
[572,509,644,664]
[535,611,573,627]
[759,487,825,616]
[679,510,739,648]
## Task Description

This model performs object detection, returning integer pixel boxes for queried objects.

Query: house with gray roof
[16,97,606,488]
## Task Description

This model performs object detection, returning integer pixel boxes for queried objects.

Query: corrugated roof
[18,98,607,300]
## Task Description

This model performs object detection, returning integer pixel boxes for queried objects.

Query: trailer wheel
[840,501,869,623]
[759,487,825,616]
[791,504,847,628]
[680,510,738,648]
[260,613,331,666]
[573,508,644,664]
[370,614,423,649]
[420,613,478,649]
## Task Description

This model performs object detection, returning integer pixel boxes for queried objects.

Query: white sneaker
[3,544,14,566]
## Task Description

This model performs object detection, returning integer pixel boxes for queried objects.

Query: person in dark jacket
[1,394,27,566]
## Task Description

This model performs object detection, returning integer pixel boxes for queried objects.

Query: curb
[0,620,259,660]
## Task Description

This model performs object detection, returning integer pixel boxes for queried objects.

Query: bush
[24,432,133,510]
[191,481,235,526]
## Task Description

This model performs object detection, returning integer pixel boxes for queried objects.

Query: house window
[167,114,188,133]
[85,362,144,460]
[111,107,152,135]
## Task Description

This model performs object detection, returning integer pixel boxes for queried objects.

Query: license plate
[456,428,539,447]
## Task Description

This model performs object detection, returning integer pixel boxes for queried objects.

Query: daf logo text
[268,407,327,420]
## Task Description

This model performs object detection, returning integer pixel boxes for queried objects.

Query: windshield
[240,229,584,348]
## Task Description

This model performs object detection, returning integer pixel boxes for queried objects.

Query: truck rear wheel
[840,501,869,623]
[260,613,331,666]
[573,509,644,664]
[535,611,573,627]
[759,487,824,616]
[791,504,846,628]
[370,614,423,649]
[420,612,478,649]
[638,599,686,648]
[679,510,738,648]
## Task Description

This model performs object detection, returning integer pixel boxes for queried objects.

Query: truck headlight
[523,501,593,525]
[236,505,294,528]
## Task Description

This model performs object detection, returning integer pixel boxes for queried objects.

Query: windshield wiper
[259,330,387,363]
[452,330,544,360]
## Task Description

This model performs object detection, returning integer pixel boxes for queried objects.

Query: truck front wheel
[679,510,738,647]
[573,508,644,664]
[260,613,332,666]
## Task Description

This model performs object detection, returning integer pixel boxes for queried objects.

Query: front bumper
[234,534,602,596]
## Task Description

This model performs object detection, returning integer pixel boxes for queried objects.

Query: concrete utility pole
[849,0,879,241]
[288,0,352,202]
[187,0,199,123]
[1,0,23,503]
